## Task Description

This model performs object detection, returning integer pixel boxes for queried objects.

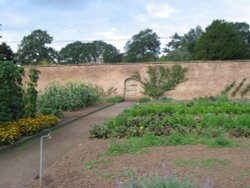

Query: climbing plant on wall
[24,68,41,117]
[132,64,187,99]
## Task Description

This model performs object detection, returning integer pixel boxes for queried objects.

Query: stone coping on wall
[23,60,250,67]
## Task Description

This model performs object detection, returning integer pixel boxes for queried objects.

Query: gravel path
[0,102,133,188]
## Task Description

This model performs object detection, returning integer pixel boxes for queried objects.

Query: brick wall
[24,61,250,100]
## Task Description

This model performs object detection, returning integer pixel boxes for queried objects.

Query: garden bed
[27,138,250,188]
[27,97,250,187]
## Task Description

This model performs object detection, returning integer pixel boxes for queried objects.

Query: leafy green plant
[38,81,100,111]
[38,107,63,118]
[106,96,124,103]
[138,97,151,103]
[24,68,40,118]
[215,94,229,103]
[229,127,250,137]
[0,61,24,121]
[159,96,175,102]
[231,78,246,97]
[132,65,187,99]
[90,98,250,140]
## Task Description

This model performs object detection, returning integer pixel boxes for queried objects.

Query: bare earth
[28,138,250,188]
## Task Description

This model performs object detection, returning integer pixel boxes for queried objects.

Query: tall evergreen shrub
[0,61,24,121]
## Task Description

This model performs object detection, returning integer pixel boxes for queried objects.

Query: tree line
[1,19,250,65]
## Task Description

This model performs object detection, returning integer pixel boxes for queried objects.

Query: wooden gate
[124,78,140,101]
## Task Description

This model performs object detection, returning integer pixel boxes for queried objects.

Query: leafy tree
[59,41,85,64]
[234,22,250,57]
[0,61,24,121]
[163,26,203,61]
[124,28,161,62]
[193,20,250,60]
[132,65,187,99]
[0,42,14,61]
[59,40,121,64]
[92,40,122,63]
[16,29,58,65]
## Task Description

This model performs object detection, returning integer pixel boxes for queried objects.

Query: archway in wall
[124,78,141,101]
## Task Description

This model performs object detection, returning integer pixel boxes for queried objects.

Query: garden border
[0,103,114,153]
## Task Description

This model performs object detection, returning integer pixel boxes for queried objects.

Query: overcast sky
[1,0,250,52]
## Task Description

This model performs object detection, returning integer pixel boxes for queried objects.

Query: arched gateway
[124,78,141,101]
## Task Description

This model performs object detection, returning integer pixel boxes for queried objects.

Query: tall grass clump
[38,81,100,111]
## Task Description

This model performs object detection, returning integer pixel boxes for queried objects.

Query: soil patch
[28,138,250,188]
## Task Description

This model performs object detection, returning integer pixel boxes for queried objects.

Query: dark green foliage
[90,97,250,140]
[132,65,187,99]
[0,42,14,61]
[194,20,250,60]
[163,26,203,61]
[38,82,100,111]
[229,127,250,137]
[38,107,63,118]
[90,125,110,139]
[137,97,151,103]
[221,81,236,95]
[240,83,250,96]
[0,61,24,121]
[59,40,121,64]
[24,68,40,117]
[231,78,246,96]
[124,28,161,62]
[159,96,175,102]
[106,96,124,103]
[16,29,58,65]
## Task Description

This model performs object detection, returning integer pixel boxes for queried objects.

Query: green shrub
[38,81,100,111]
[106,96,124,103]
[39,107,63,118]
[159,96,175,102]
[138,97,151,103]
[0,61,24,121]
[229,127,250,137]
[215,94,229,103]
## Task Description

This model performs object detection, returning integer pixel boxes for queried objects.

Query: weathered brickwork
[24,61,250,100]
